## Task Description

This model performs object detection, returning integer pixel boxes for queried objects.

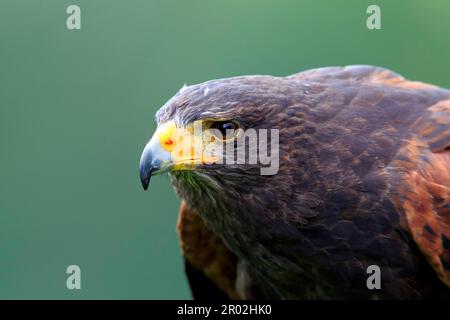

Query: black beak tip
[139,149,158,191]
[140,173,150,191]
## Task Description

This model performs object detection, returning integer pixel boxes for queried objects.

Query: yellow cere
[155,121,220,170]
[156,121,178,152]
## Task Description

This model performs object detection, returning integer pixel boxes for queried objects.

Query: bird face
[139,118,244,190]
[139,77,283,191]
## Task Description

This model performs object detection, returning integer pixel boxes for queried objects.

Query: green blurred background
[0,0,449,299]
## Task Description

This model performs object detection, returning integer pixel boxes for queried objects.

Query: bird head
[139,76,286,191]
[139,75,317,252]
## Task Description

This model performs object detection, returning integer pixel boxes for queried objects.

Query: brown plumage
[140,65,450,299]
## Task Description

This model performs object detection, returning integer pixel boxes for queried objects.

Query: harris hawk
[139,65,450,299]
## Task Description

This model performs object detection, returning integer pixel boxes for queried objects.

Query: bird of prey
[139,65,450,299]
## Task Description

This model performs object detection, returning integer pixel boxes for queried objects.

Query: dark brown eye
[209,121,239,139]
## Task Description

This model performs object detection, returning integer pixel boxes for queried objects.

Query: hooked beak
[139,134,172,190]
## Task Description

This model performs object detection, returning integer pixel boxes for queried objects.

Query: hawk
[139,65,450,299]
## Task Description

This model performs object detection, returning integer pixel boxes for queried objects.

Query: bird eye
[209,121,239,140]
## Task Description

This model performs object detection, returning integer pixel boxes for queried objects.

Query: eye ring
[208,120,240,140]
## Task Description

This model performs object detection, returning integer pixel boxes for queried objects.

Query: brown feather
[177,201,240,299]
[388,98,450,288]
[156,65,450,298]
